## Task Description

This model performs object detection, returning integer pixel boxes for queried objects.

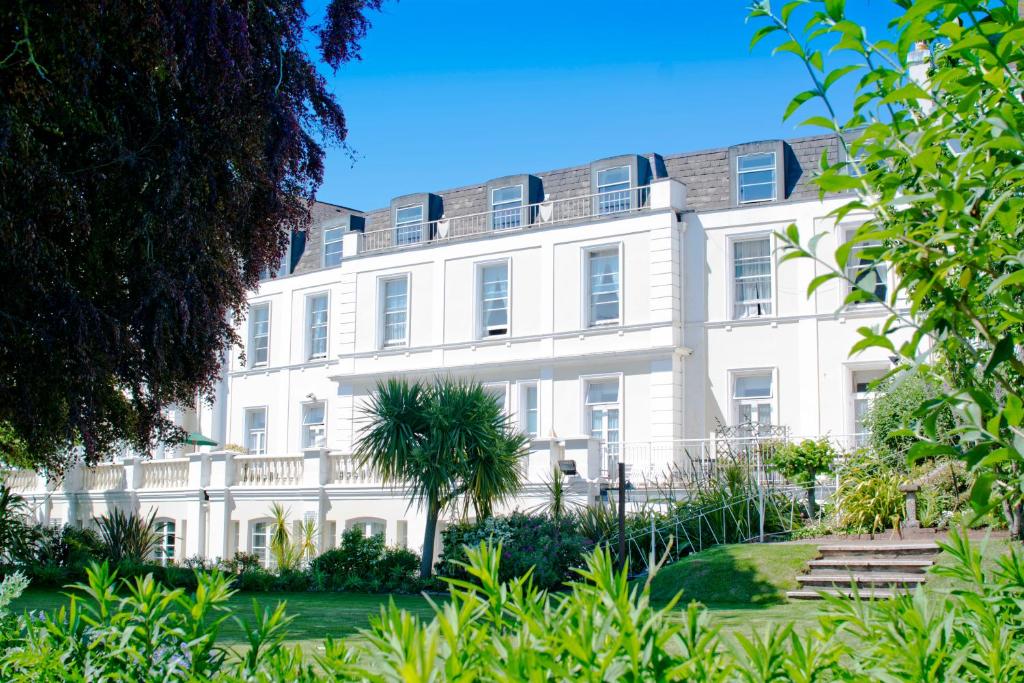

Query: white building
[6,133,901,565]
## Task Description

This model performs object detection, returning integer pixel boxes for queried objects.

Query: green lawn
[10,536,1016,657]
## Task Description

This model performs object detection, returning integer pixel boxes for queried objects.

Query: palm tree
[355,378,527,578]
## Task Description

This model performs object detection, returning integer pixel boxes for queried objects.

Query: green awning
[183,431,218,447]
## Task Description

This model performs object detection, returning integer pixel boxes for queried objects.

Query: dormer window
[323,226,343,267]
[491,185,523,230]
[395,204,424,245]
[737,152,777,203]
[596,166,631,214]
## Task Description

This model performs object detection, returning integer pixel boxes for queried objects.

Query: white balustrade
[234,455,303,487]
[2,469,38,493]
[83,464,127,491]
[138,458,190,489]
[326,453,380,485]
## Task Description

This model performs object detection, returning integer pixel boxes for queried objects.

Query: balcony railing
[138,458,189,489]
[359,186,652,254]
[234,455,303,487]
[326,453,380,485]
[84,464,126,491]
[2,468,38,493]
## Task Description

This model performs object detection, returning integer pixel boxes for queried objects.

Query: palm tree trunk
[420,497,440,579]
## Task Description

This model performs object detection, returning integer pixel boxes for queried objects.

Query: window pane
[597,166,630,186]
[491,186,523,229]
[589,249,620,324]
[324,227,344,267]
[250,304,270,365]
[395,205,424,245]
[586,380,619,404]
[845,236,888,303]
[733,238,772,318]
[302,401,326,449]
[522,384,538,437]
[492,185,522,204]
[383,278,408,345]
[597,166,631,214]
[738,152,776,203]
[245,409,267,455]
[484,385,506,412]
[480,263,508,334]
[734,375,772,399]
[738,153,775,171]
[307,294,328,359]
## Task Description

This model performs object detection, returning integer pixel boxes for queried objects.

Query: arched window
[153,520,176,566]
[345,517,386,539]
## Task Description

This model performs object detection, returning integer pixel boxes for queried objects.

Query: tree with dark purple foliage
[0,0,382,471]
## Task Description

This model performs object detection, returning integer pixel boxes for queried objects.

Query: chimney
[907,40,933,115]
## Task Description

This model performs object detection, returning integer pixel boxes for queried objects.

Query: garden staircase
[786,539,941,600]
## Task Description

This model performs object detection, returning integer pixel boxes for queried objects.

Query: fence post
[618,462,626,572]
[757,446,765,543]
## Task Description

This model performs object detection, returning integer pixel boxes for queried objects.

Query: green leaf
[983,336,1014,378]
[784,89,819,121]
[970,472,996,511]
[806,272,839,296]
[824,0,845,21]
[906,441,958,465]
[750,24,781,50]
[822,64,861,91]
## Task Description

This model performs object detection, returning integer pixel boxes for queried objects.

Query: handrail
[359,185,652,254]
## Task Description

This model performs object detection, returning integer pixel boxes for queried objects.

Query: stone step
[797,573,927,588]
[807,558,934,572]
[786,587,899,601]
[817,542,940,559]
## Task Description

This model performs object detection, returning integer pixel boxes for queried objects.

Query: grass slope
[649,542,819,606]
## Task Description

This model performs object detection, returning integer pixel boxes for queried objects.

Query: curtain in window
[590,252,620,323]
[734,239,772,318]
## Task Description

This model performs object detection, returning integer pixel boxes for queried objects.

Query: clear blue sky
[307,1,898,210]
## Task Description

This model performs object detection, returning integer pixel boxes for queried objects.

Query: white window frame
[395,204,424,246]
[248,302,271,367]
[736,152,777,204]
[848,365,887,445]
[153,519,176,566]
[244,406,268,455]
[491,185,524,230]
[379,274,410,348]
[323,226,344,267]
[477,259,510,338]
[249,519,271,567]
[842,226,888,306]
[301,400,327,450]
[729,369,777,429]
[581,374,623,455]
[346,517,387,538]
[596,165,632,214]
[518,381,539,439]
[259,238,292,282]
[305,292,329,360]
[730,233,775,320]
[584,244,622,327]
[482,382,510,415]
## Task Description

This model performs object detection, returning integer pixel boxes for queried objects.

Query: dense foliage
[0,0,382,470]
[437,512,591,591]
[0,532,1021,680]
[355,378,529,577]
[749,0,1024,536]
[310,528,420,593]
[863,369,958,463]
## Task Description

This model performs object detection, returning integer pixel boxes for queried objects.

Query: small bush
[436,512,590,590]
[309,528,420,593]
[832,453,905,534]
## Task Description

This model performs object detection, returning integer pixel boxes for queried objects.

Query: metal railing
[138,458,189,489]
[359,186,652,254]
[233,455,303,487]
[607,433,869,489]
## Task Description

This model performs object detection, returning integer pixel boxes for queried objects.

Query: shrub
[769,437,836,517]
[832,454,906,534]
[436,512,590,590]
[309,528,420,593]
[96,509,159,564]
